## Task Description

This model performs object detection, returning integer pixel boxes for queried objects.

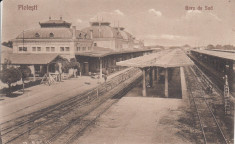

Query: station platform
[76,84,191,144]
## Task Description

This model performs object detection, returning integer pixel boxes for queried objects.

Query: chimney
[72,26,76,39]
[90,29,93,39]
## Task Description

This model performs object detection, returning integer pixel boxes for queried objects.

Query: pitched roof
[153,49,194,68]
[117,49,194,68]
[8,53,65,65]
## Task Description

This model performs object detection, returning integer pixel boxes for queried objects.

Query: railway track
[1,68,140,144]
[185,66,230,144]
[46,73,141,144]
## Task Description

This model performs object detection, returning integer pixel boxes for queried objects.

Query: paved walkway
[0,68,132,123]
[76,97,191,144]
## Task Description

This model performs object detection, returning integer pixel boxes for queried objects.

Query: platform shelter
[117,49,194,97]
[190,49,235,95]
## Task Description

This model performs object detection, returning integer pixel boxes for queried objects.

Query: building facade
[12,17,93,60]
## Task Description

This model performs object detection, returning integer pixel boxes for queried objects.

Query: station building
[8,17,152,77]
[12,17,93,60]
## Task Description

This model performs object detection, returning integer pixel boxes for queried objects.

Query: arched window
[35,33,40,38]
[49,33,54,38]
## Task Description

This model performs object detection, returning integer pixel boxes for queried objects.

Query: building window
[65,47,70,51]
[46,47,50,52]
[88,47,91,50]
[82,47,86,51]
[37,47,41,51]
[51,47,55,52]
[77,47,80,51]
[19,47,23,51]
[32,47,36,52]
[23,47,27,51]
[60,47,64,52]
[49,33,54,38]
[94,43,97,46]
[35,33,40,38]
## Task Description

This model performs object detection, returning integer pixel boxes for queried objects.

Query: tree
[2,41,13,48]
[224,45,234,50]
[70,58,80,69]
[61,60,71,73]
[207,44,214,50]
[215,44,223,50]
[18,66,31,93]
[2,59,11,70]
[0,67,22,95]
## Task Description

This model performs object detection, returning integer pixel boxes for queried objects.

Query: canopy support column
[99,57,102,80]
[142,68,147,97]
[47,64,49,75]
[165,68,168,97]
[32,65,36,81]
[156,67,159,83]
[149,67,153,87]
[153,67,155,81]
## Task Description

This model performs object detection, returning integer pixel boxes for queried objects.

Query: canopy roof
[117,49,194,68]
[76,47,152,58]
[8,53,66,65]
[191,49,235,61]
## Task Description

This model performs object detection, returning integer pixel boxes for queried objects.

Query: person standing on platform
[74,68,77,78]
[104,74,107,82]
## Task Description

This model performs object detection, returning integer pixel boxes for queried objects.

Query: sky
[1,0,235,46]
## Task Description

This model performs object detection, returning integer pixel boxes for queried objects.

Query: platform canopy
[76,47,153,58]
[117,49,194,68]
[191,49,235,61]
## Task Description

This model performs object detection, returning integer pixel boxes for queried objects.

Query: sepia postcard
[0,0,234,144]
